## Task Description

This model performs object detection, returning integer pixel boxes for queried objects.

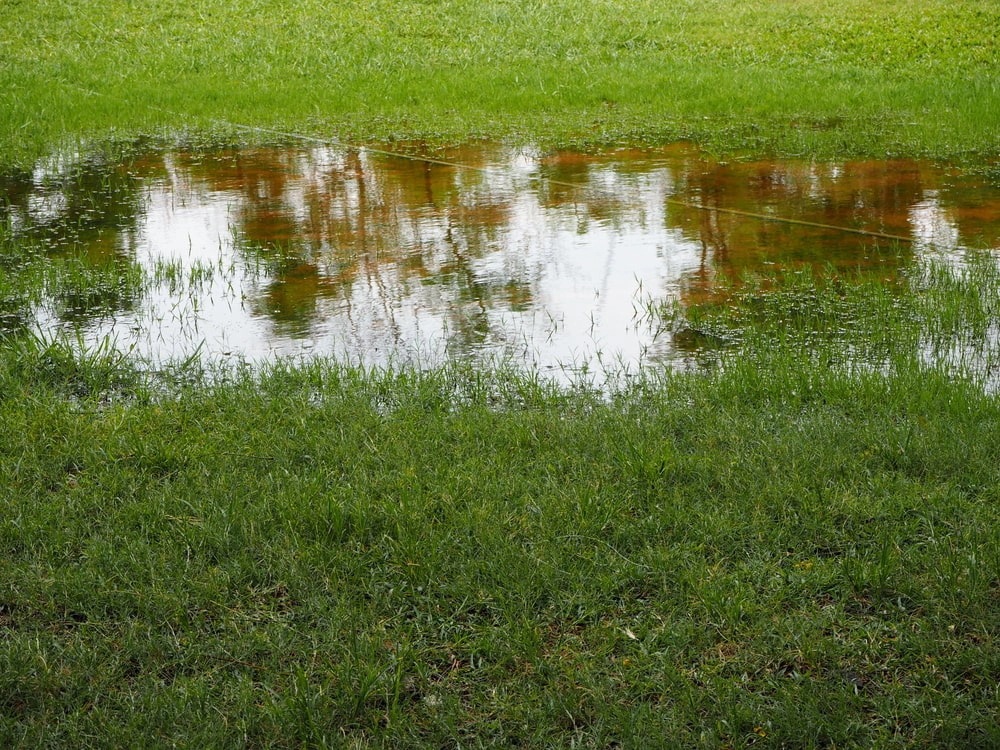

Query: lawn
[1,0,998,164]
[2,1,1000,747]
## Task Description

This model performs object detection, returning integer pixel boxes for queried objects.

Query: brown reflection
[671,158,909,291]
[659,153,1000,309]
[166,144,526,344]
[4,141,1000,364]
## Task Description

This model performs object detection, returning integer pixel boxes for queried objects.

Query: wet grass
[2,256,1000,747]
[2,0,999,166]
[657,251,1000,382]
[0,224,146,343]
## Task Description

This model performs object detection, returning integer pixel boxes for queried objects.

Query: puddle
[3,142,999,377]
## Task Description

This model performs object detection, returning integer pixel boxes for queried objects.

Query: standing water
[2,142,999,376]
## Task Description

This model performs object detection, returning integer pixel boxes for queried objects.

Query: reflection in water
[2,142,999,375]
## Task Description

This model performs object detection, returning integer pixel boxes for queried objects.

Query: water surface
[3,142,999,375]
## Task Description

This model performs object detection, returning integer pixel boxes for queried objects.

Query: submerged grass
[0,226,145,343]
[658,251,1000,384]
[1,0,999,165]
[2,256,1000,747]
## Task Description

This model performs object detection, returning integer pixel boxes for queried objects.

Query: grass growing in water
[659,252,1000,384]
[1,256,999,747]
[0,225,145,342]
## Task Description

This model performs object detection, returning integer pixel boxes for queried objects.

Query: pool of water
[3,141,999,375]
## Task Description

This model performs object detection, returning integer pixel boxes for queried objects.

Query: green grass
[0,221,145,344]
[2,256,1000,747]
[1,0,999,166]
[3,0,1000,745]
[656,251,1000,380]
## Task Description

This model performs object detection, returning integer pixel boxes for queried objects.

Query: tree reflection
[4,140,999,365]
[172,145,526,350]
[148,143,1000,361]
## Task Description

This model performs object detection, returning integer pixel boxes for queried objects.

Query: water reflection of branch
[11,141,1000,367]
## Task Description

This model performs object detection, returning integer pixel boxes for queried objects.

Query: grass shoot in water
[653,251,1000,388]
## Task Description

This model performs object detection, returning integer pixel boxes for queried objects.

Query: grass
[2,256,1000,747]
[656,251,1000,381]
[3,0,1000,746]
[1,0,999,166]
[0,223,145,344]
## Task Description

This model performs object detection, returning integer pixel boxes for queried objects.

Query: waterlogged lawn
[2,0,1000,745]
[3,253,1000,746]
[9,141,1000,373]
